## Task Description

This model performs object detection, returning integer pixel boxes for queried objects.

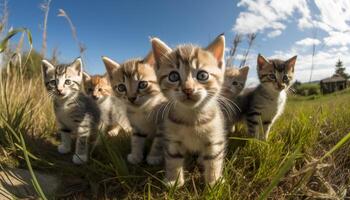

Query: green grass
[0,29,350,199]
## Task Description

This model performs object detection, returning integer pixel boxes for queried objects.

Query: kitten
[222,66,249,100]
[220,66,249,132]
[235,54,297,140]
[102,52,167,165]
[41,58,100,164]
[151,34,226,187]
[83,73,132,136]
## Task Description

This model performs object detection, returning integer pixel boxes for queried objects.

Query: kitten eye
[268,74,276,80]
[98,88,102,92]
[232,81,238,86]
[49,80,56,85]
[138,81,148,89]
[65,79,72,85]
[197,70,209,81]
[168,71,180,82]
[283,75,289,83]
[116,84,126,92]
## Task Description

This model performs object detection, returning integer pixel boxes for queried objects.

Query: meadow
[0,29,350,199]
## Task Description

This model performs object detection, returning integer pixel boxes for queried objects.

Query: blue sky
[4,0,350,84]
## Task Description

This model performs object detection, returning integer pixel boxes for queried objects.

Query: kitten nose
[128,97,137,103]
[277,83,285,90]
[182,88,194,96]
[57,88,64,95]
[92,95,99,100]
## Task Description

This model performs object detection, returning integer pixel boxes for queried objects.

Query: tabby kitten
[102,52,167,165]
[42,58,100,164]
[235,54,297,140]
[83,73,132,136]
[222,66,249,100]
[151,34,226,187]
[221,66,249,132]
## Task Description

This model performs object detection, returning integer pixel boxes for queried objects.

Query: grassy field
[0,29,349,200]
[1,61,350,199]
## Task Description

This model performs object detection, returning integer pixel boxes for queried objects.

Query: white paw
[107,128,120,136]
[146,155,163,165]
[208,178,225,187]
[72,154,88,165]
[163,178,184,188]
[57,144,71,154]
[127,153,143,164]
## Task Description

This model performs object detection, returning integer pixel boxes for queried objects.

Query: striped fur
[151,34,227,187]
[220,66,249,132]
[83,73,132,136]
[42,58,100,165]
[102,52,167,165]
[235,54,297,140]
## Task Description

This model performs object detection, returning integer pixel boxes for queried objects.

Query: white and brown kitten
[235,54,297,140]
[83,73,132,136]
[102,52,167,165]
[42,58,100,164]
[151,34,227,187]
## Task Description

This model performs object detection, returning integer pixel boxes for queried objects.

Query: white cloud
[314,0,350,32]
[323,31,350,46]
[267,30,282,38]
[296,38,321,46]
[233,0,311,34]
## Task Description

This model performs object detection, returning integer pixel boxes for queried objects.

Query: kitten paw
[72,154,88,165]
[57,144,71,154]
[127,154,143,164]
[146,155,163,165]
[163,178,184,188]
[208,178,225,187]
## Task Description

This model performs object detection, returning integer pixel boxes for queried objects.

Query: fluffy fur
[42,58,100,164]
[102,52,167,165]
[83,73,132,136]
[151,34,227,187]
[235,54,297,140]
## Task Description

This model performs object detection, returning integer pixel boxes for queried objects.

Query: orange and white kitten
[102,52,167,165]
[83,73,131,136]
[151,34,226,187]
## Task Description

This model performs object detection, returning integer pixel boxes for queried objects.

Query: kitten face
[42,58,83,99]
[151,34,225,108]
[222,66,249,98]
[102,52,161,108]
[257,54,297,92]
[83,73,112,102]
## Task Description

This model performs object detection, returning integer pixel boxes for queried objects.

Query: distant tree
[335,59,349,79]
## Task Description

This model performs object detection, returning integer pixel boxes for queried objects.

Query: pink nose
[182,88,193,96]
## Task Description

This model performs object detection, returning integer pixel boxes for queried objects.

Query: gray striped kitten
[151,34,227,187]
[83,73,132,136]
[42,58,100,164]
[235,54,297,140]
[102,52,167,165]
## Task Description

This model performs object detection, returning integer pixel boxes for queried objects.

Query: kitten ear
[285,55,297,72]
[69,57,83,77]
[151,37,172,67]
[257,54,270,70]
[41,59,55,77]
[102,56,120,80]
[143,51,155,66]
[83,72,91,82]
[206,34,225,67]
[239,66,250,78]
